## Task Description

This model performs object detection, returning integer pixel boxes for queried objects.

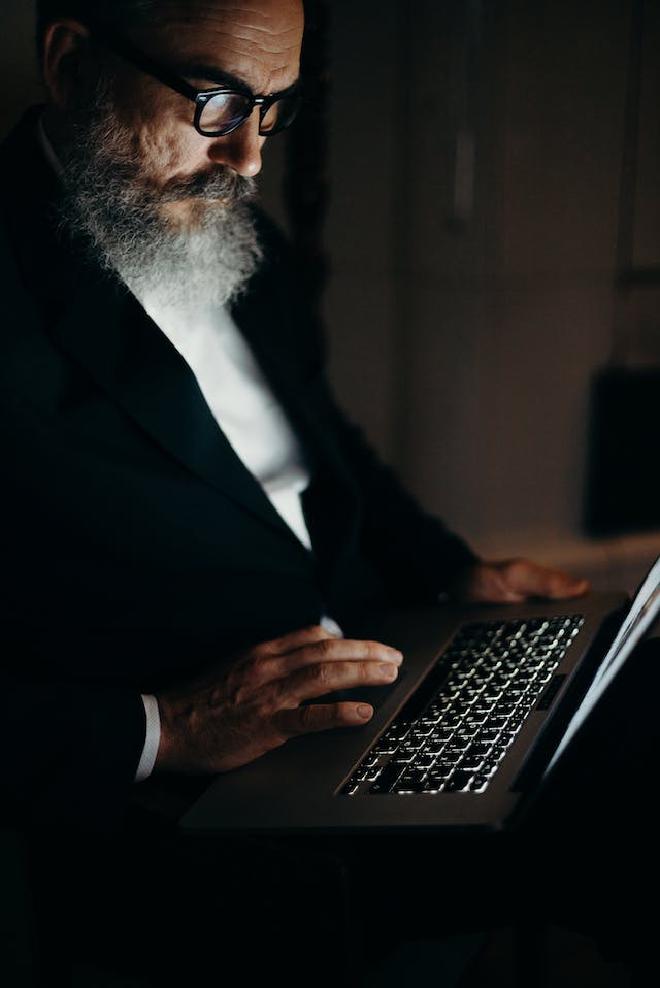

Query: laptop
[180,557,660,835]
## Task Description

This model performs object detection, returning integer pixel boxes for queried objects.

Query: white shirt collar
[36,114,64,178]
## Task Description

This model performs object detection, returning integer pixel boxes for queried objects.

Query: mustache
[157,167,257,205]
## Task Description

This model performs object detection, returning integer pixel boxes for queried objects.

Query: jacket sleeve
[1,659,146,833]
[312,369,480,602]
[259,212,480,604]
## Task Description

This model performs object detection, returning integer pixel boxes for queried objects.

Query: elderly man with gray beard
[3,0,656,985]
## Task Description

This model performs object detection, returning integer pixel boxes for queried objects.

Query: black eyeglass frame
[88,24,303,138]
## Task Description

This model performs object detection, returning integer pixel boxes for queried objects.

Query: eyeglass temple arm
[89,24,200,104]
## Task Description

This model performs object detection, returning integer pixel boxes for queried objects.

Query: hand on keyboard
[154,625,403,775]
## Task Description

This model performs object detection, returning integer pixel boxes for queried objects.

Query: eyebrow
[175,61,300,95]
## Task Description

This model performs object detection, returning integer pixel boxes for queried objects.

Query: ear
[42,20,93,109]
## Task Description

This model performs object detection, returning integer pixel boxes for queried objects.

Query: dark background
[2,0,659,586]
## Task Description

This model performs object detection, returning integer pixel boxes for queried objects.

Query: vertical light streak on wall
[612,0,645,366]
[389,1,482,477]
[451,0,482,229]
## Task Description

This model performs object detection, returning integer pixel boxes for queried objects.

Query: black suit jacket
[0,107,477,830]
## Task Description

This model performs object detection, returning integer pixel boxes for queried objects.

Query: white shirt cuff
[320,615,344,638]
[134,693,161,783]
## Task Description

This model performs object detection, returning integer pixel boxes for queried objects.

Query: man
[2,0,588,826]
[1,0,646,984]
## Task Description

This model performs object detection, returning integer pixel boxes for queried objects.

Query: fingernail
[357,704,373,719]
[387,650,403,665]
[379,663,398,680]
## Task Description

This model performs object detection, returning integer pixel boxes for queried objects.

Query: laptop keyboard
[340,615,584,796]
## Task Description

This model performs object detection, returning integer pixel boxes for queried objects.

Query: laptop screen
[544,555,660,777]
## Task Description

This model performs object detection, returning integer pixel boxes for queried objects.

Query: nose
[207,108,265,178]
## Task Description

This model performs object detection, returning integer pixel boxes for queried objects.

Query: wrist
[444,560,484,602]
[154,692,189,773]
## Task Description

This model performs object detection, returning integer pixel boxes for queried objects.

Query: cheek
[140,119,207,184]
[132,103,210,183]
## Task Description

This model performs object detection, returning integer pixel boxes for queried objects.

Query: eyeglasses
[89,25,303,139]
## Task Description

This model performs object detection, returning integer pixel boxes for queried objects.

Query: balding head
[37,0,304,67]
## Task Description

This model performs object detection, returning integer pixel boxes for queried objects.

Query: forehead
[134,0,304,92]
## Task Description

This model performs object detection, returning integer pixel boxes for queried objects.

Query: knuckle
[251,647,269,665]
[253,697,273,721]
[232,665,260,697]
[249,638,272,658]
[314,661,332,687]
[262,682,287,714]
[298,703,317,729]
[251,653,274,679]
[315,638,334,659]
[270,631,295,653]
[360,660,374,683]
[228,684,247,707]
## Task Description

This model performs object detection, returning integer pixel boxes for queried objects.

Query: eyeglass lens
[198,92,301,136]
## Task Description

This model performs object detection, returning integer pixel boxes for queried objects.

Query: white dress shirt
[139,294,314,551]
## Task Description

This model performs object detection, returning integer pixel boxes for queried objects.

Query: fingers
[504,559,590,600]
[463,559,592,604]
[543,568,590,599]
[257,624,337,657]
[253,635,402,689]
[282,637,402,673]
[275,700,374,738]
[282,656,400,704]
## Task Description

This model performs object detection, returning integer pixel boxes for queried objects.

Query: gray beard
[56,88,263,309]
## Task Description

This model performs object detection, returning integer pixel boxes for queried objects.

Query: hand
[451,557,590,604]
[155,624,402,775]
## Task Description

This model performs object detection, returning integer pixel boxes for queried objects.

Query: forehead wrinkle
[203,28,300,58]
[155,2,303,34]
[162,20,301,52]
[215,14,300,39]
[164,34,300,90]
[154,16,300,63]
[190,27,299,56]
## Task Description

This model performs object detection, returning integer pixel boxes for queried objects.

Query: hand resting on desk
[155,625,402,775]
[451,557,590,604]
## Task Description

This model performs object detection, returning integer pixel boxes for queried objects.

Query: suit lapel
[232,277,363,581]
[47,268,304,544]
